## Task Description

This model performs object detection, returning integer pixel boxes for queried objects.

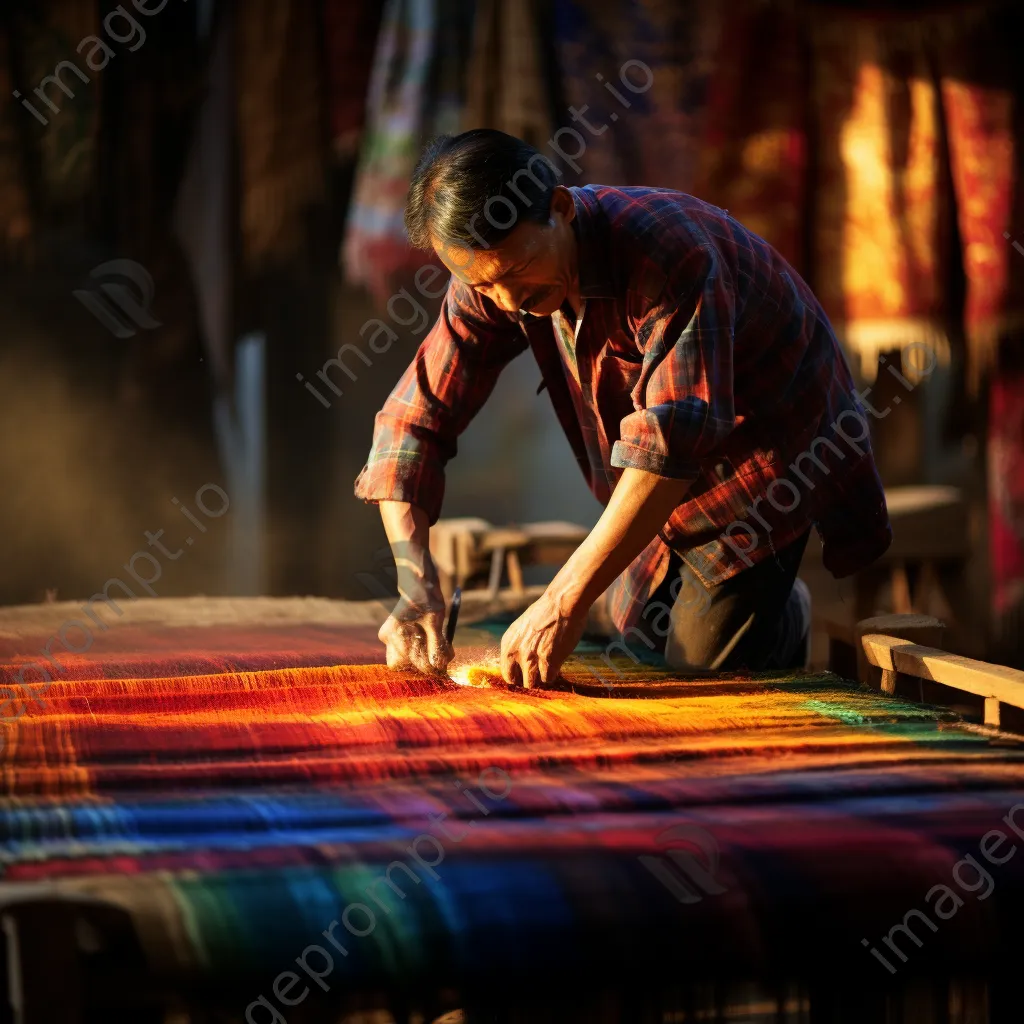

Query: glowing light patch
[449,665,475,687]
[449,664,505,688]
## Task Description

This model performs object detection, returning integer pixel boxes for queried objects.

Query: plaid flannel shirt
[355,186,891,633]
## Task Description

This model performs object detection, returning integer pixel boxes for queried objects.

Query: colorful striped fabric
[2,605,1024,1015]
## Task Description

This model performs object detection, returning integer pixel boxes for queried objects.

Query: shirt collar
[569,186,616,299]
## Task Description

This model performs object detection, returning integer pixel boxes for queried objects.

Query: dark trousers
[637,529,811,671]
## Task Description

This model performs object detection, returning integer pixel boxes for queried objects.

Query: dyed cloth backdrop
[341,0,475,304]
[693,1,1024,388]
[989,366,1024,668]
[1,597,1024,1015]
[345,0,1022,392]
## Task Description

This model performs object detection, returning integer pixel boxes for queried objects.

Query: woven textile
[2,601,1024,1006]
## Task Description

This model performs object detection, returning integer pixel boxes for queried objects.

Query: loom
[1,596,1023,1023]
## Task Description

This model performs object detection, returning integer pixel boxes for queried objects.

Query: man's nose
[481,284,519,312]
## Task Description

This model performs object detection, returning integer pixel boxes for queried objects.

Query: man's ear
[550,185,576,224]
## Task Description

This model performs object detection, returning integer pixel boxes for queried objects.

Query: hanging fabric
[809,10,949,382]
[235,0,327,272]
[14,0,99,215]
[324,0,385,162]
[463,0,554,149]
[0,18,32,261]
[935,5,1024,394]
[552,0,721,191]
[988,365,1024,667]
[692,0,807,270]
[341,0,474,305]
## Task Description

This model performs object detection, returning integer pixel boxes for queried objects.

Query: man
[355,129,891,688]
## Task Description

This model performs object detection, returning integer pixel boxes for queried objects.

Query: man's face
[431,185,578,317]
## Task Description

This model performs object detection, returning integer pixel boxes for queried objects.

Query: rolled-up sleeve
[612,245,736,480]
[354,280,527,523]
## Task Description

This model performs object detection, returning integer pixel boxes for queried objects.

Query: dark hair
[404,129,561,252]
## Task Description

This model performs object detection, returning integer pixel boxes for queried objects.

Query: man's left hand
[500,589,588,688]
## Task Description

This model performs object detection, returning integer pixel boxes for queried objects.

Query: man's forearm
[377,500,452,673]
[380,500,430,555]
[547,468,691,615]
[379,501,443,612]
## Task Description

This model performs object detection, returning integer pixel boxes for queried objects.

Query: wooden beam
[861,634,1024,710]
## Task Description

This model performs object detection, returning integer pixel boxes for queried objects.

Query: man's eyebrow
[498,256,535,279]
[466,253,537,289]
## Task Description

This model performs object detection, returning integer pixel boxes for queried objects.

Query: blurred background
[0,0,1022,667]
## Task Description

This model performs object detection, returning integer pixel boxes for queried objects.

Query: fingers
[381,617,438,676]
[501,650,543,689]
[537,656,552,688]
[500,633,520,687]
[504,657,523,688]
[521,654,541,690]
[386,641,410,670]
[405,629,436,676]
[423,615,454,675]
[381,620,410,670]
[501,626,537,689]
[384,624,416,671]
[499,647,520,688]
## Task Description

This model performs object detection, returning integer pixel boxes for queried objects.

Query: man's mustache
[521,286,555,312]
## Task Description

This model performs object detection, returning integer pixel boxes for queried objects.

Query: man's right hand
[378,596,453,676]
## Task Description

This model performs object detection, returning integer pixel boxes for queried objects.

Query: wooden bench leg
[891,562,913,614]
[856,613,946,690]
[506,550,524,594]
[985,697,1001,728]
[487,547,505,601]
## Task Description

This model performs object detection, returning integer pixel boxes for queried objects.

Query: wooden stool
[429,518,591,600]
[428,517,493,595]
[478,527,530,599]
